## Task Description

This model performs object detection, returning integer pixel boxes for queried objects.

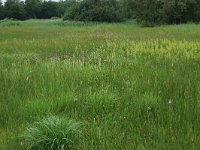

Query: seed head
[168,100,172,105]
[147,106,152,113]
[73,96,78,103]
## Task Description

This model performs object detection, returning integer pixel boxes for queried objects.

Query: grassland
[0,19,200,149]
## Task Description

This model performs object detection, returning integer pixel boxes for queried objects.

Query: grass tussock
[20,116,82,150]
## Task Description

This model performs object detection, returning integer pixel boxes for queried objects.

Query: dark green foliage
[0,0,200,25]
[39,1,54,19]
[185,0,200,22]
[4,0,26,20]
[38,1,60,19]
[56,1,71,18]
[162,0,188,24]
[135,0,200,26]
[121,0,137,19]
[135,0,163,26]
[63,0,125,22]
[25,0,42,18]
[0,0,5,19]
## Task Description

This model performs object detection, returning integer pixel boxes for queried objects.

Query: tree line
[0,0,200,26]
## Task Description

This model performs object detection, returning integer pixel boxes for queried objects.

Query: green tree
[38,1,60,19]
[0,0,5,20]
[121,0,137,19]
[25,0,42,18]
[162,0,187,24]
[64,0,125,22]
[4,0,26,20]
[185,0,200,22]
[134,0,199,26]
[135,0,163,26]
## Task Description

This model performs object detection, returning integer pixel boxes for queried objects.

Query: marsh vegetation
[0,20,200,149]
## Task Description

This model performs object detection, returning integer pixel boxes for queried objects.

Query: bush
[63,0,125,23]
[4,0,27,20]
[20,116,82,150]
[135,0,200,26]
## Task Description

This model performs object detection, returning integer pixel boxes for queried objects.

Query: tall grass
[0,20,200,149]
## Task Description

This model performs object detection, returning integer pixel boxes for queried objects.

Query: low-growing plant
[86,88,116,117]
[19,116,82,150]
[135,93,161,116]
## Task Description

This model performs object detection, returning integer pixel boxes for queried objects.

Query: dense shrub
[38,1,60,19]
[121,0,136,19]
[134,0,163,26]
[0,0,200,25]
[63,0,125,22]
[25,0,42,19]
[4,0,26,20]
[135,0,200,26]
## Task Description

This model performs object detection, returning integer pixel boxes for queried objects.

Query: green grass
[20,116,82,150]
[0,19,200,149]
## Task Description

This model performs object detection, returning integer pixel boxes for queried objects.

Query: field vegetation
[0,20,200,149]
[0,0,200,26]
